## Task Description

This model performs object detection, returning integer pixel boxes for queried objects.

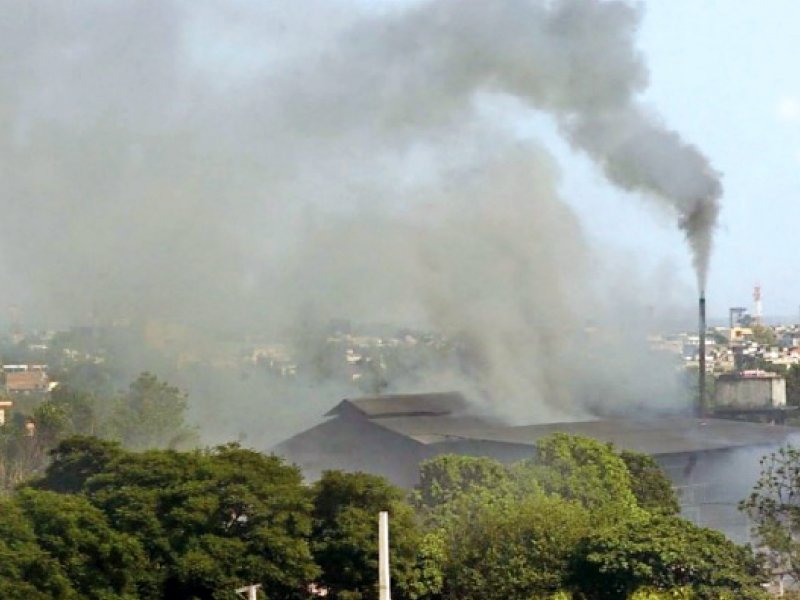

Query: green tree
[412,436,736,600]
[751,325,778,347]
[17,488,148,599]
[619,450,680,515]
[36,436,123,493]
[0,497,76,599]
[36,439,319,600]
[312,471,421,600]
[515,433,642,524]
[573,514,767,600]
[741,443,800,583]
[405,531,446,600]
[104,372,196,449]
[440,492,590,600]
[56,361,118,398]
[32,401,71,448]
[0,386,104,491]
[413,454,512,510]
[49,385,100,436]
[0,417,50,489]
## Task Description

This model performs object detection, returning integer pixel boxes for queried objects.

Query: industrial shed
[274,392,800,541]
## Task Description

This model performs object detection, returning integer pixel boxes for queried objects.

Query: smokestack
[378,511,391,600]
[698,294,707,417]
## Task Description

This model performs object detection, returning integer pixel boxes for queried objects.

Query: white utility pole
[379,511,391,600]
[235,584,261,600]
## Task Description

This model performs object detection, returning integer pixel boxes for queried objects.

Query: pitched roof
[326,391,470,418]
[324,392,799,456]
[372,415,796,455]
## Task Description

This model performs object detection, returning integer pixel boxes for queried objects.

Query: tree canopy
[17,488,147,600]
[741,443,800,584]
[574,514,767,600]
[33,439,319,600]
[619,450,680,516]
[0,431,768,599]
[312,470,420,600]
[414,436,765,600]
[0,497,76,600]
[413,454,512,511]
[439,492,590,600]
[103,372,197,449]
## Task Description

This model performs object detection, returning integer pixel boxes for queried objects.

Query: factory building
[274,392,800,542]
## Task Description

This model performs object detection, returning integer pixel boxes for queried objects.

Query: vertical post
[235,584,261,600]
[699,294,707,418]
[379,511,391,600]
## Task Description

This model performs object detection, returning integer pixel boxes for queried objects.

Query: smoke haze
[0,0,715,442]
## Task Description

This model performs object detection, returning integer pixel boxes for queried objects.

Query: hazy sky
[547,0,800,318]
[2,0,764,424]
[355,0,800,320]
[2,0,796,329]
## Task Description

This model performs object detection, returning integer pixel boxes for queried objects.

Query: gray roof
[326,391,469,418]
[374,416,798,455]
[330,392,800,456]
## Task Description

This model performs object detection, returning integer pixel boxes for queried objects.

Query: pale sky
[574,1,800,319]
[364,0,800,320]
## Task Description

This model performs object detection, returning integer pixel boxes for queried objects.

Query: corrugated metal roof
[322,392,800,456]
[368,413,798,456]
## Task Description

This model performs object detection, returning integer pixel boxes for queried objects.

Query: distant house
[274,392,800,542]
[729,327,754,343]
[5,369,50,395]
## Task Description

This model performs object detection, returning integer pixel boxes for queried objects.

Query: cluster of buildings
[648,292,800,423]
[247,325,453,388]
[650,324,800,373]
